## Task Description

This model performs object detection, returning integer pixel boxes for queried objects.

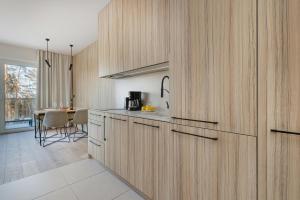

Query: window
[4,64,37,129]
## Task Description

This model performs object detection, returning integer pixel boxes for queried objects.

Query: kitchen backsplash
[113,70,170,113]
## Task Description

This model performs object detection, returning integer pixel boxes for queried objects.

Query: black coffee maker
[126,91,142,111]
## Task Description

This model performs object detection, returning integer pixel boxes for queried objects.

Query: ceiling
[0,0,109,55]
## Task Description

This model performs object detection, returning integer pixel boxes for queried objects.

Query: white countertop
[90,109,171,122]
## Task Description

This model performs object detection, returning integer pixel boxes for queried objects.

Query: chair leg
[43,127,47,147]
[73,124,78,142]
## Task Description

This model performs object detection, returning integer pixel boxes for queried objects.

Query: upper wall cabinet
[109,0,124,74]
[98,0,169,77]
[98,4,110,77]
[170,0,257,136]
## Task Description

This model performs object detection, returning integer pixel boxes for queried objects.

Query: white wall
[0,42,38,64]
[0,42,38,134]
[113,70,170,113]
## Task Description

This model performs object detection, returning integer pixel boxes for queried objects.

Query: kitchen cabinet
[98,4,110,77]
[98,0,169,76]
[88,138,105,164]
[88,111,105,164]
[122,0,140,71]
[259,0,300,199]
[109,0,123,74]
[105,114,129,180]
[158,124,257,200]
[128,117,159,200]
[170,0,257,136]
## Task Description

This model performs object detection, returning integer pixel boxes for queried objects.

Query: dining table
[34,109,76,146]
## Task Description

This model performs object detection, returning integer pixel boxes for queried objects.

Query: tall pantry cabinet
[259,0,300,199]
[170,0,257,136]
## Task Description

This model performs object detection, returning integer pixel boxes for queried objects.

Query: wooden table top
[34,109,76,116]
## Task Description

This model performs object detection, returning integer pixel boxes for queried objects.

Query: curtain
[37,50,71,109]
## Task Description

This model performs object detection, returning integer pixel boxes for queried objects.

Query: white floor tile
[71,171,130,200]
[0,169,67,200]
[35,187,77,200]
[58,159,105,184]
[114,190,145,200]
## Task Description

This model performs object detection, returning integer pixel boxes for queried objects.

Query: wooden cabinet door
[123,0,141,71]
[109,0,123,74]
[140,0,169,67]
[158,124,257,200]
[267,132,300,200]
[105,114,129,180]
[260,0,300,199]
[128,117,159,199]
[170,0,257,136]
[98,4,110,77]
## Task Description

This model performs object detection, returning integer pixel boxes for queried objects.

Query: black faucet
[161,76,170,109]
[161,75,170,98]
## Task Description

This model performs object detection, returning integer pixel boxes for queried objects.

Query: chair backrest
[43,111,68,128]
[73,109,88,124]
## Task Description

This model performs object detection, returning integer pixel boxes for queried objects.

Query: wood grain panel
[260,0,300,199]
[98,5,110,77]
[158,124,257,200]
[105,114,129,180]
[73,41,115,110]
[170,0,257,135]
[109,0,123,74]
[128,117,159,199]
[122,0,140,71]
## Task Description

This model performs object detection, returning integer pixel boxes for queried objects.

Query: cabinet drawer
[88,111,105,123]
[88,121,105,142]
[88,137,105,164]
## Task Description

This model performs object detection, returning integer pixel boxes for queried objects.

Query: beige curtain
[37,50,71,109]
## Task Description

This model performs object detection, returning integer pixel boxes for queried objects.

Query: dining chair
[42,110,69,147]
[71,109,88,142]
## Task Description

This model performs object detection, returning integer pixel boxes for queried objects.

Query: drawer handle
[89,140,102,147]
[89,122,102,126]
[110,117,127,122]
[171,129,218,141]
[133,122,159,128]
[171,117,218,125]
[271,129,300,136]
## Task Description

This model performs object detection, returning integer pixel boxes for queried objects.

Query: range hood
[102,62,169,79]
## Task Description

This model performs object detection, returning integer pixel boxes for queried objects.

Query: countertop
[90,109,171,122]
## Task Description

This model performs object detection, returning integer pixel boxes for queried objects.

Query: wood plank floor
[0,130,88,185]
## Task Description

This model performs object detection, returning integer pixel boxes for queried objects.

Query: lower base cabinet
[104,114,257,200]
[128,117,160,200]
[105,114,129,180]
[158,124,257,200]
[88,137,105,164]
[267,131,300,200]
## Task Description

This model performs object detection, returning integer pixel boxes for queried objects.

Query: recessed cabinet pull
[133,121,159,128]
[171,129,218,141]
[89,122,102,126]
[109,117,127,122]
[89,140,102,147]
[271,129,300,136]
[171,117,218,125]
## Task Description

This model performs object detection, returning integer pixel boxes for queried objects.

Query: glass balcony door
[4,64,37,129]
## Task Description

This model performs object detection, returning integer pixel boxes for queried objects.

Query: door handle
[133,121,159,128]
[271,129,300,136]
[171,129,218,141]
[89,140,102,147]
[171,117,218,125]
[109,117,127,122]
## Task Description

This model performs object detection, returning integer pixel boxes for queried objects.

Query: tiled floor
[0,130,88,185]
[0,159,144,200]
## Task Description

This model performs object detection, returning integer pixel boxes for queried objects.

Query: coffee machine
[126,91,142,111]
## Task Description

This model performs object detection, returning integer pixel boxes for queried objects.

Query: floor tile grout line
[30,165,107,200]
[111,189,131,200]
